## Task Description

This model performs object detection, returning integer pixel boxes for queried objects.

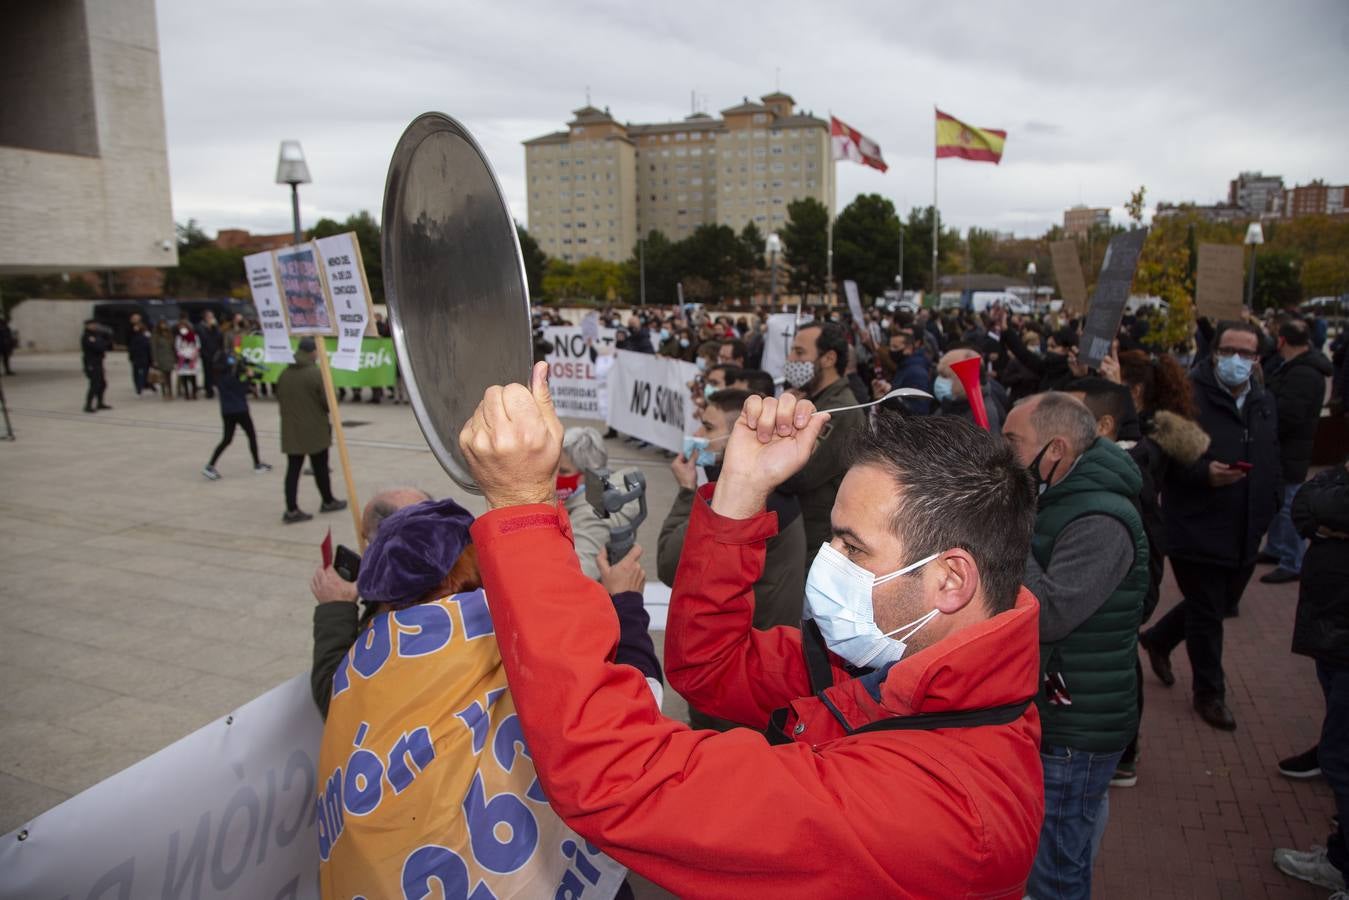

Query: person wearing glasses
[1140,320,1280,732]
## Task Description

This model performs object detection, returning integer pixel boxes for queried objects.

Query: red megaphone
[950,356,990,431]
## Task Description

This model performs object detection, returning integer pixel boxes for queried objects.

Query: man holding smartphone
[1140,320,1281,731]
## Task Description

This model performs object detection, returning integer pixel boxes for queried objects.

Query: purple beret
[357,497,475,608]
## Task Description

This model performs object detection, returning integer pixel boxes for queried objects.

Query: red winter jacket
[472,485,1043,899]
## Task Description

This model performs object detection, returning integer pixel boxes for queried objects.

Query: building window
[690,132,701,141]
[771,146,783,155]
[690,148,701,157]
[752,114,768,124]
[675,132,687,141]
[661,134,670,143]
[806,162,817,171]
[753,130,766,139]
[789,144,800,154]
[754,147,767,157]
[675,147,686,157]
[691,177,702,186]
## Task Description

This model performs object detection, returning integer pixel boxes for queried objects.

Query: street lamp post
[638,235,646,307]
[275,140,312,245]
[767,231,782,309]
[1245,222,1265,310]
[897,223,904,295]
[1025,261,1037,311]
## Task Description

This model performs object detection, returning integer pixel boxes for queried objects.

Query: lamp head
[276,140,311,186]
[1244,222,1264,246]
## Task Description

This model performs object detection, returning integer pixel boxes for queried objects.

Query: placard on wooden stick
[1196,243,1245,322]
[1050,240,1088,316]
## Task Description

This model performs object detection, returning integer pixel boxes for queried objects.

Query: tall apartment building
[1228,171,1285,217]
[1062,206,1110,237]
[1285,180,1349,219]
[524,92,833,263]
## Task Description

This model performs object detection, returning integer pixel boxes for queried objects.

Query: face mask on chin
[804,544,942,670]
[783,359,817,390]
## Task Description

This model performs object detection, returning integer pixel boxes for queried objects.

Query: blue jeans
[1028,745,1123,900]
[1319,661,1349,876]
[1264,482,1306,573]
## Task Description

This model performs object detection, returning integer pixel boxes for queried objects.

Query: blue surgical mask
[696,358,708,373]
[679,337,691,349]
[704,383,720,400]
[1215,353,1254,388]
[933,375,954,403]
[804,544,941,670]
[659,328,671,343]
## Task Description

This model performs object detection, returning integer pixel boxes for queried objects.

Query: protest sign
[240,336,396,387]
[1050,240,1088,316]
[276,244,333,335]
[0,676,323,900]
[606,350,701,453]
[245,251,295,363]
[1078,229,1149,368]
[1196,243,1245,322]
[315,233,373,371]
[760,312,801,385]
[843,280,865,325]
[543,325,617,420]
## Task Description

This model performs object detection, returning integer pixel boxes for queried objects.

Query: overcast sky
[158,0,1349,242]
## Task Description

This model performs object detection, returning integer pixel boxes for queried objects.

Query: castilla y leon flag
[830,116,888,173]
[935,109,1007,164]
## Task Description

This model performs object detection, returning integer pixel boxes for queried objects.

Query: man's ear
[1096,415,1116,439]
[931,549,979,615]
[821,348,837,373]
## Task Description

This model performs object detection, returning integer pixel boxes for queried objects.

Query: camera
[584,468,648,564]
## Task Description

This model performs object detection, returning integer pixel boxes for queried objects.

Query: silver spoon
[811,387,934,416]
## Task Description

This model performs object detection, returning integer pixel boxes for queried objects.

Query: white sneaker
[201,465,221,481]
[1273,845,1347,891]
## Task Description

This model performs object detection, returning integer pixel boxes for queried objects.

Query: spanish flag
[935,109,1007,164]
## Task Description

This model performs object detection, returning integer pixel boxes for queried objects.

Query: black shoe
[1278,746,1321,780]
[320,499,348,513]
[1256,551,1280,565]
[282,509,313,524]
[83,406,96,413]
[96,404,112,410]
[1260,567,1300,584]
[1195,697,1237,731]
[1139,635,1175,687]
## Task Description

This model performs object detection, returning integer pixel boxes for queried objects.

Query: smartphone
[334,544,362,582]
[1229,461,1254,473]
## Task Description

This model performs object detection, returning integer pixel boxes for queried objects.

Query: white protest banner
[0,676,324,900]
[844,279,866,325]
[606,350,700,453]
[245,251,295,363]
[315,233,373,371]
[544,325,617,420]
[760,312,802,385]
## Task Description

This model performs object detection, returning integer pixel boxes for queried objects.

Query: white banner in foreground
[606,350,701,454]
[543,325,617,420]
[0,676,324,900]
[245,251,296,364]
[315,233,373,372]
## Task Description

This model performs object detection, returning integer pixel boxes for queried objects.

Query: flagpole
[826,109,835,309]
[932,105,939,300]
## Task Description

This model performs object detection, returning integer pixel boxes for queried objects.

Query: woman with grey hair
[559,426,623,581]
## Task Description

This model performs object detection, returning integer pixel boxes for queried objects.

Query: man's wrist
[484,487,556,510]
[710,473,771,520]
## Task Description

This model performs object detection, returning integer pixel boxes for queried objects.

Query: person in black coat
[80,319,112,413]
[196,312,224,399]
[201,326,271,479]
[127,314,153,396]
[1259,317,1335,583]
[1272,460,1349,892]
[1140,321,1281,732]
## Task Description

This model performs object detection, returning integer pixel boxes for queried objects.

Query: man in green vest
[1003,392,1149,900]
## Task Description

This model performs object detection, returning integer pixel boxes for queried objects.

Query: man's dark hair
[1050,328,1079,351]
[737,368,776,396]
[707,388,753,418]
[720,338,747,362]
[800,322,849,375]
[1065,378,1135,439]
[1213,319,1262,349]
[847,413,1036,615]
[1278,317,1310,347]
[707,363,741,383]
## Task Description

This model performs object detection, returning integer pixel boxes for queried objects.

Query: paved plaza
[0,352,1338,898]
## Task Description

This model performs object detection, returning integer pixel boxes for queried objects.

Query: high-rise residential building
[524,92,833,262]
[1062,206,1110,237]
[1284,180,1349,219]
[1228,171,1285,217]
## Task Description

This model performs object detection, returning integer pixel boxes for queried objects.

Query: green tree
[1253,250,1301,310]
[737,222,766,299]
[1302,253,1349,299]
[167,246,247,296]
[679,224,743,301]
[833,193,901,298]
[309,211,383,303]
[516,223,547,299]
[176,219,212,253]
[782,197,829,297]
[622,230,681,305]
[901,206,964,294]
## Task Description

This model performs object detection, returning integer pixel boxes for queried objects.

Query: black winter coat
[1161,363,1281,568]
[1265,349,1333,484]
[1291,465,1349,666]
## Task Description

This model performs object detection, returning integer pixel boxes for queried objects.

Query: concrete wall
[9,299,97,353]
[0,0,177,274]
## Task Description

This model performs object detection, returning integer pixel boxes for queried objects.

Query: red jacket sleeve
[471,504,908,896]
[663,484,841,728]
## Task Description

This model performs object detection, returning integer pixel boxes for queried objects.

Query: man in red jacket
[460,362,1044,897]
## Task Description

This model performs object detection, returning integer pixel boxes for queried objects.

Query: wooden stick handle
[315,338,365,552]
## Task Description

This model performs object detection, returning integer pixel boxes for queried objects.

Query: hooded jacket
[1291,465,1349,667]
[470,486,1044,898]
[1265,348,1333,483]
[275,353,331,455]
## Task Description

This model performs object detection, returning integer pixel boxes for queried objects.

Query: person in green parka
[275,338,346,523]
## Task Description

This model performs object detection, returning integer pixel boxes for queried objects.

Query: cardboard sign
[843,280,865,325]
[1050,240,1088,316]
[276,244,334,335]
[244,251,295,363]
[315,233,373,370]
[1196,243,1246,322]
[1078,229,1148,368]
[542,325,618,420]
